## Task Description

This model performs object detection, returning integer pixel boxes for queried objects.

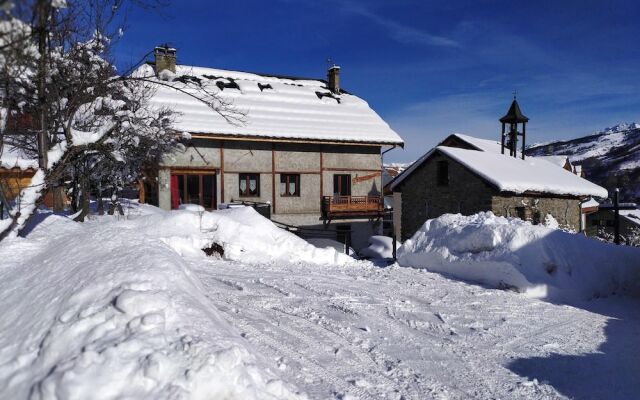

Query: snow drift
[0,207,342,399]
[135,205,355,265]
[398,212,640,302]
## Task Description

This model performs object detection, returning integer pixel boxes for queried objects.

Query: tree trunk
[73,176,89,222]
[52,185,65,212]
[108,189,124,216]
[35,0,50,170]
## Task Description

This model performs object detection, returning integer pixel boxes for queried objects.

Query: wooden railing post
[392,233,397,261]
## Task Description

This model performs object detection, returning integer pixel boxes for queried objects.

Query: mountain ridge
[526,123,640,202]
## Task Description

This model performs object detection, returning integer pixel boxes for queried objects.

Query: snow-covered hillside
[527,123,640,202]
[1,206,640,399]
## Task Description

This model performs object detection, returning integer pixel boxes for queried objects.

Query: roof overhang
[188,132,404,147]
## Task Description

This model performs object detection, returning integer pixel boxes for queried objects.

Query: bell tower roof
[499,98,529,124]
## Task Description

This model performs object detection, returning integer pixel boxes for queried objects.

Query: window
[333,174,351,197]
[436,160,449,186]
[170,172,216,209]
[239,173,260,197]
[280,174,300,197]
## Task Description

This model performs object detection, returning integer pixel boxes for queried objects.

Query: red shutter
[170,174,179,209]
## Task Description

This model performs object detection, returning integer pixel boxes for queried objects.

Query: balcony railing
[321,195,383,218]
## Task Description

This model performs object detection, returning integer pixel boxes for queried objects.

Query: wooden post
[319,149,324,203]
[137,179,145,204]
[271,145,276,214]
[392,233,397,261]
[220,141,225,203]
[614,188,620,245]
[522,123,526,160]
[345,231,351,255]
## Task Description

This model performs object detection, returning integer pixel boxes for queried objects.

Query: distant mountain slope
[527,123,640,202]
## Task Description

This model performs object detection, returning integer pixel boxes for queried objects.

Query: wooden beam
[220,142,225,203]
[271,145,276,214]
[319,149,324,199]
[323,167,382,173]
[189,133,400,147]
[138,178,145,204]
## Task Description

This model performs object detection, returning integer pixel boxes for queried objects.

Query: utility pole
[35,0,50,170]
[614,188,620,245]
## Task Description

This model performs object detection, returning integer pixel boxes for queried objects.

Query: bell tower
[499,95,529,159]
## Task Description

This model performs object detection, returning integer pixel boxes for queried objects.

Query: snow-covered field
[1,206,639,399]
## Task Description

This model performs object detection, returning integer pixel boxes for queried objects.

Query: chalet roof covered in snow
[140,64,404,145]
[390,144,608,198]
[581,197,599,209]
[620,209,640,226]
[0,146,38,170]
[534,155,571,168]
[436,146,608,197]
[445,133,504,153]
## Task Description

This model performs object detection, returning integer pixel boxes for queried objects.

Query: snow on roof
[449,134,570,167]
[0,147,38,170]
[142,64,404,145]
[448,134,570,167]
[436,146,608,197]
[581,197,599,209]
[535,155,570,168]
[620,209,640,226]
[391,146,608,198]
[449,133,504,153]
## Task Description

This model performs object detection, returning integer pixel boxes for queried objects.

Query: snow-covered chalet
[390,99,608,240]
[141,46,404,249]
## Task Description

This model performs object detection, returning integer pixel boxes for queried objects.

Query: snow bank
[0,213,303,400]
[135,206,355,265]
[398,212,640,302]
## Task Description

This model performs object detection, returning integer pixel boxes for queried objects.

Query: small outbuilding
[390,100,608,240]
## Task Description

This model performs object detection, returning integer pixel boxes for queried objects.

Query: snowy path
[192,259,640,400]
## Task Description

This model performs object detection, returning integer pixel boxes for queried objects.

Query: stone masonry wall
[397,153,494,240]
[491,195,581,230]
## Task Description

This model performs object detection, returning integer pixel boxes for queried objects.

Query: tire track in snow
[206,293,375,400]
[205,274,427,399]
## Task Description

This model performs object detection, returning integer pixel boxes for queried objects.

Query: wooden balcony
[321,195,383,218]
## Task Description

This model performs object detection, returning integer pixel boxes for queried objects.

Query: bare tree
[0,0,243,240]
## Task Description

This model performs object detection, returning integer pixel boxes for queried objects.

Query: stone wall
[396,153,493,240]
[161,138,222,168]
[491,195,581,230]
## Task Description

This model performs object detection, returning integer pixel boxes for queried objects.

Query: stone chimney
[327,65,340,94]
[154,44,176,76]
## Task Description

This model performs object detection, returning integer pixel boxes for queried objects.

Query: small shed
[390,142,608,240]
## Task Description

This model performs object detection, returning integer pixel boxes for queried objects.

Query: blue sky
[114,0,640,163]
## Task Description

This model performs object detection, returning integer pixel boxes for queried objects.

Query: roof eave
[187,131,404,147]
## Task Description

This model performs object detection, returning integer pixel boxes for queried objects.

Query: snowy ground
[193,259,640,399]
[1,207,639,399]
